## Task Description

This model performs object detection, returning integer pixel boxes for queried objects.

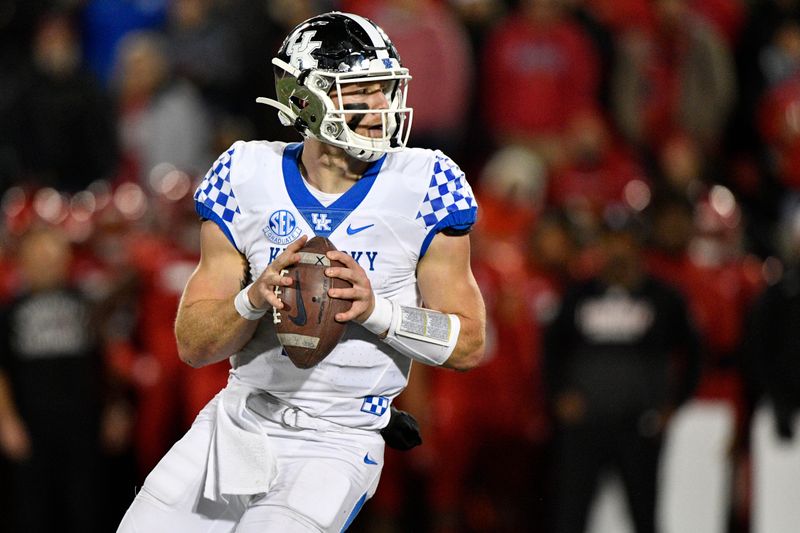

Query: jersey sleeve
[416,151,478,257]
[194,142,243,251]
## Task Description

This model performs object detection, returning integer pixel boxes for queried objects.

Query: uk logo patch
[311,212,331,232]
[263,209,302,245]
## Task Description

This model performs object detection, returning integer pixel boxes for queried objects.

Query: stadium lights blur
[113,182,148,220]
[33,188,68,224]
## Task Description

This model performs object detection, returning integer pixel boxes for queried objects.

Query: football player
[117,11,485,533]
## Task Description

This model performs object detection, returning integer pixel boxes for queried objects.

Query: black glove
[380,407,422,451]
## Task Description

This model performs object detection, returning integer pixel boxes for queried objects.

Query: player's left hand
[325,250,375,323]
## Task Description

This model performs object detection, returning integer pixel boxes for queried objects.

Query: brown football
[273,236,352,369]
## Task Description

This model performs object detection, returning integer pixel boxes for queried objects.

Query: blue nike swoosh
[346,223,375,235]
[363,453,378,465]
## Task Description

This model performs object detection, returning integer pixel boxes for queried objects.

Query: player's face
[330,80,393,138]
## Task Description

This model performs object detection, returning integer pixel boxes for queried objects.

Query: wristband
[234,283,267,320]
[382,301,461,366]
[360,295,393,335]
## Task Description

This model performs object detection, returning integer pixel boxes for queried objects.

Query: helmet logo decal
[287,30,322,70]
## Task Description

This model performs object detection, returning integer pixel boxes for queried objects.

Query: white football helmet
[257,12,413,162]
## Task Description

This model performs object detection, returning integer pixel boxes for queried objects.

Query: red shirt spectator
[612,0,736,155]
[758,75,800,190]
[547,110,647,214]
[482,3,600,143]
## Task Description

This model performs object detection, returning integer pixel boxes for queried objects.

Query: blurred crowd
[2,0,800,532]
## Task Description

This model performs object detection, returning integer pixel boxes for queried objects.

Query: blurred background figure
[80,0,168,85]
[654,186,762,533]
[112,30,212,185]
[544,209,702,533]
[747,200,800,533]
[1,10,119,192]
[474,143,548,250]
[612,0,736,158]
[0,225,132,533]
[546,108,648,240]
[654,134,707,202]
[482,0,601,167]
[164,0,242,114]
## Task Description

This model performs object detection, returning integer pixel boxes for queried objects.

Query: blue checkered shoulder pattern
[194,147,240,224]
[360,396,390,417]
[416,154,475,228]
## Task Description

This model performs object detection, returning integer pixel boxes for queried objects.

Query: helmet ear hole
[290,96,307,109]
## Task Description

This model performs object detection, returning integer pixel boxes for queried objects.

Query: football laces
[272,268,290,324]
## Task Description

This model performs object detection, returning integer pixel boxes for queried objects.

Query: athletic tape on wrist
[360,296,393,335]
[234,283,267,320]
[382,301,461,366]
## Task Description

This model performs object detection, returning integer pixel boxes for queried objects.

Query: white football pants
[117,395,384,532]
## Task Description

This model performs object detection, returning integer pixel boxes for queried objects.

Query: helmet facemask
[259,56,413,162]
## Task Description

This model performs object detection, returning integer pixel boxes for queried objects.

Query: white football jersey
[194,141,477,430]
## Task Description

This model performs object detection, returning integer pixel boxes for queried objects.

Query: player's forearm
[364,297,486,371]
[175,297,260,367]
[441,313,486,371]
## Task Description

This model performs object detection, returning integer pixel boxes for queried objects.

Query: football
[273,236,351,369]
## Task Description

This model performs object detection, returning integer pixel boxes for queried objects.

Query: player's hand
[248,235,307,310]
[325,250,375,323]
[0,414,32,461]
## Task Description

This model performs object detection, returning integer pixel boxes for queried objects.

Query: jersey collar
[281,143,386,237]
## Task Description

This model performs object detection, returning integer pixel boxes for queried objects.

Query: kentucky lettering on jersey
[268,246,379,271]
[193,140,477,430]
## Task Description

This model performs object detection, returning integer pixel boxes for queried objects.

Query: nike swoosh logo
[346,223,374,235]
[289,271,307,326]
[363,453,378,465]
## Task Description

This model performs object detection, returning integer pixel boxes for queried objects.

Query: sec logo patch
[263,209,302,245]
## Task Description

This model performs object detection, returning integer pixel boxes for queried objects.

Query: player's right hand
[247,235,307,310]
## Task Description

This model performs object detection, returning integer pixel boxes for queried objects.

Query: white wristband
[234,283,267,320]
[360,295,393,335]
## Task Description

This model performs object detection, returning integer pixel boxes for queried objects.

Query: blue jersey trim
[195,201,239,251]
[341,492,368,532]
[419,206,477,258]
[281,143,386,238]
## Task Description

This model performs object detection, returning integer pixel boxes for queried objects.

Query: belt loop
[280,406,301,428]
